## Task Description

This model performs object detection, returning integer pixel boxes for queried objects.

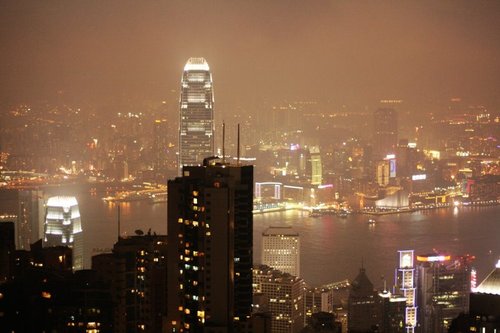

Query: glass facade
[179,58,214,173]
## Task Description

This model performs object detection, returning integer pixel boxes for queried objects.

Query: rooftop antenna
[222,122,226,164]
[117,203,121,241]
[237,123,240,165]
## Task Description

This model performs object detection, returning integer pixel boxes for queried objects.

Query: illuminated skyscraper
[43,196,83,270]
[262,226,300,277]
[395,250,417,333]
[167,160,253,332]
[373,108,398,160]
[178,58,215,174]
[416,254,473,333]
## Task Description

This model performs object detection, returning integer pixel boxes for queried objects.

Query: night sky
[1,1,500,113]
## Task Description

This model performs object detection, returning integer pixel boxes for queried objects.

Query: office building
[394,250,417,333]
[262,226,300,277]
[153,119,168,175]
[253,265,305,333]
[416,254,473,333]
[347,267,378,333]
[377,290,406,333]
[178,57,215,173]
[373,108,398,160]
[43,196,83,271]
[167,161,254,332]
[449,260,500,332]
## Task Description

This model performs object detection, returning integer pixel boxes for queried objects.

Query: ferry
[367,218,376,225]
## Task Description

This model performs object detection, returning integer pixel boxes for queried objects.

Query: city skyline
[1,1,500,116]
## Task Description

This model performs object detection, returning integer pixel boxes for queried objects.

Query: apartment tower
[167,160,254,332]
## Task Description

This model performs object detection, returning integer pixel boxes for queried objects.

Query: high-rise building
[449,260,500,332]
[377,290,406,333]
[178,57,215,174]
[416,254,473,333]
[347,267,378,333]
[262,226,300,277]
[394,250,417,333]
[101,234,168,333]
[153,119,168,175]
[373,108,398,160]
[167,160,254,332]
[253,265,305,333]
[43,196,83,271]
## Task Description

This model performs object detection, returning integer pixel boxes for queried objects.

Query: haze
[1,1,500,115]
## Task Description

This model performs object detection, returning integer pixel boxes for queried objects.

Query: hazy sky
[1,1,500,113]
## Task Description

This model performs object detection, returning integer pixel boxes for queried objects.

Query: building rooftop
[46,196,78,208]
[184,57,210,72]
[262,226,299,237]
[474,260,500,295]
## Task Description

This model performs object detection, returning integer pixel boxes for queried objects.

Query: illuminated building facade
[110,234,168,333]
[167,161,254,332]
[416,254,473,333]
[395,250,417,333]
[253,265,305,333]
[449,260,500,332]
[178,57,214,174]
[153,119,168,174]
[43,196,83,271]
[262,226,300,277]
[377,290,406,333]
[373,108,398,160]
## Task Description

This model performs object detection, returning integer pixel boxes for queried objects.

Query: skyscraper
[43,196,83,270]
[167,160,253,332]
[416,254,473,333]
[347,267,378,333]
[395,250,417,333]
[262,226,300,277]
[178,58,215,174]
[373,108,398,160]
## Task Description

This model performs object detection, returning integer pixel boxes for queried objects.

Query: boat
[149,192,167,204]
[367,218,376,225]
[338,210,349,218]
[309,210,322,218]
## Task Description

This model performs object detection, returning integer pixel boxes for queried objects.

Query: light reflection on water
[49,184,499,289]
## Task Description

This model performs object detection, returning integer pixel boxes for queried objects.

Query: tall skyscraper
[43,196,83,270]
[416,254,473,333]
[167,160,254,332]
[373,108,398,160]
[395,250,417,333]
[262,226,300,277]
[178,57,215,174]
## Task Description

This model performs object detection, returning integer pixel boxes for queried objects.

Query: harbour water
[43,184,500,289]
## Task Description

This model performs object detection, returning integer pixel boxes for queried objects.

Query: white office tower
[395,250,417,333]
[178,57,215,174]
[43,196,83,270]
[262,227,300,277]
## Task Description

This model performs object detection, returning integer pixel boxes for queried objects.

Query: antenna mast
[222,122,226,164]
[237,123,240,165]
